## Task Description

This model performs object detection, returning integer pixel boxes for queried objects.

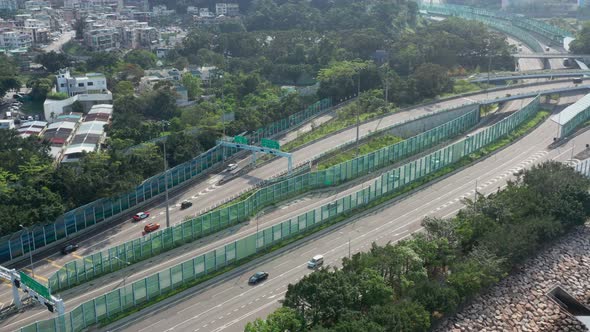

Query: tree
[124,49,157,70]
[181,72,202,100]
[244,307,304,332]
[368,301,430,332]
[117,63,144,84]
[114,80,135,96]
[0,54,20,98]
[283,268,360,327]
[27,77,54,101]
[72,16,86,39]
[410,63,453,99]
[36,51,71,73]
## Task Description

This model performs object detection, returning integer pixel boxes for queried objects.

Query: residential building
[62,104,112,162]
[215,3,239,16]
[140,68,190,105]
[42,113,81,159]
[57,69,108,97]
[24,0,50,10]
[0,29,32,49]
[44,92,113,122]
[18,120,46,137]
[187,6,199,14]
[0,0,17,11]
[0,119,15,130]
[84,26,120,51]
[152,4,174,16]
[199,7,213,17]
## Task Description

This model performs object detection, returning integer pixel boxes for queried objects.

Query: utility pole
[19,225,33,278]
[356,70,361,157]
[163,142,170,229]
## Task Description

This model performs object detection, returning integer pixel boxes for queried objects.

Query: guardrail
[0,99,332,265]
[20,95,542,332]
[46,106,480,292]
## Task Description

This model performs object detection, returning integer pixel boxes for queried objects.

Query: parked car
[133,211,150,221]
[144,223,160,233]
[248,271,269,284]
[180,200,193,209]
[61,244,79,255]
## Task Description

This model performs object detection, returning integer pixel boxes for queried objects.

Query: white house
[56,69,107,97]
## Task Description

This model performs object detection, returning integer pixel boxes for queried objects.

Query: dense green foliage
[0,54,20,98]
[245,162,590,331]
[570,22,590,54]
[35,51,72,73]
[0,0,514,235]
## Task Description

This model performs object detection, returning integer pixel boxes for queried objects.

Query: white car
[226,163,238,172]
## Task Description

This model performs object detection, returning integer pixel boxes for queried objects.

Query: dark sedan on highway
[248,271,269,284]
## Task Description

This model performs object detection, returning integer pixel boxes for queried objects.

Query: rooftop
[551,92,590,126]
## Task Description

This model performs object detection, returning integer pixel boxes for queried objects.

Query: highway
[0,79,586,319]
[0,27,584,330]
[107,94,587,332]
[507,37,543,72]
[1,88,584,331]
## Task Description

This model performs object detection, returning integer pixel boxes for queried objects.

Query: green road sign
[234,136,248,145]
[261,138,280,150]
[20,271,50,299]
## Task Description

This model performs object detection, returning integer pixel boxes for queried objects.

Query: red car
[144,223,160,233]
[133,212,150,222]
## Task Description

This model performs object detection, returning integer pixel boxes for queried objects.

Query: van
[307,255,324,269]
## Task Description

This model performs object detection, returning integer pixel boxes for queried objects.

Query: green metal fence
[21,96,541,332]
[421,3,571,44]
[0,99,332,264]
[421,4,544,53]
[47,107,480,293]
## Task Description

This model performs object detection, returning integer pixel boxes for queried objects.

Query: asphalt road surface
[108,94,587,332]
[0,80,585,319]
[1,91,585,331]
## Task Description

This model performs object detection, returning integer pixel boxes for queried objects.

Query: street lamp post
[112,256,131,287]
[19,225,34,278]
[356,70,361,157]
[163,142,170,229]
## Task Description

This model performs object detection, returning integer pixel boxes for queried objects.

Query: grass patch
[97,110,549,330]
[317,135,403,170]
[282,110,389,152]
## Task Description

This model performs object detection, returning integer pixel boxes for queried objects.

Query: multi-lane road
[107,94,587,332]
[1,30,585,330]
[1,81,587,331]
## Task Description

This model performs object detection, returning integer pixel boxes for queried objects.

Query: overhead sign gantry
[219,136,293,174]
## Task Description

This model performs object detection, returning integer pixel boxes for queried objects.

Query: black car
[248,271,269,284]
[181,200,193,209]
[61,244,79,255]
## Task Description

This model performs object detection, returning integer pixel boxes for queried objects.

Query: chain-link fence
[0,99,332,264]
[47,106,480,292]
[21,96,541,332]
